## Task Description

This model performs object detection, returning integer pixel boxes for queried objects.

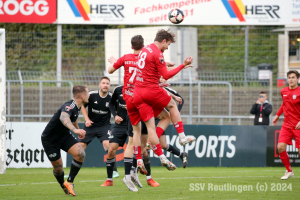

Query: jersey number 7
[129,67,137,83]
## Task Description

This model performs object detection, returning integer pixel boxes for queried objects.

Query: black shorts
[128,119,148,137]
[41,133,78,161]
[78,124,110,145]
[109,121,128,147]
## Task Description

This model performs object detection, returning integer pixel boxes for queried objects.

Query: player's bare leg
[165,98,196,145]
[132,122,147,175]
[124,137,142,188]
[155,109,171,138]
[101,143,119,186]
[278,142,294,180]
[102,140,109,151]
[79,142,87,150]
[64,143,86,196]
[144,117,176,171]
[50,158,69,195]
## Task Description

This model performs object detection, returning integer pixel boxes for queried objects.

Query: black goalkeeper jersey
[84,90,112,127]
[110,85,128,122]
[42,99,81,140]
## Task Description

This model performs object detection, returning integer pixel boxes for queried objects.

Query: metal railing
[6,80,73,122]
[170,80,232,124]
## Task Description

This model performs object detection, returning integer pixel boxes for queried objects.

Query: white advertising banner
[5,122,67,168]
[57,0,300,25]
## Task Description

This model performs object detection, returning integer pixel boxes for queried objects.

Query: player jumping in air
[107,35,174,174]
[133,29,196,170]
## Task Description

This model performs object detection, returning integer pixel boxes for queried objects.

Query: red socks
[156,127,164,138]
[133,146,142,160]
[174,121,184,134]
[279,151,292,172]
[152,143,163,156]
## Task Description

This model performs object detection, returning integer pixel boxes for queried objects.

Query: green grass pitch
[0,167,298,199]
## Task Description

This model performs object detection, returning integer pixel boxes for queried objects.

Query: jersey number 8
[138,52,147,69]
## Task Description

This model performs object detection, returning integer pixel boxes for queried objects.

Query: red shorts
[133,86,171,122]
[124,94,142,126]
[278,125,300,148]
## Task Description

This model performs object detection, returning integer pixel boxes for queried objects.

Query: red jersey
[276,86,300,128]
[135,43,185,88]
[113,53,139,97]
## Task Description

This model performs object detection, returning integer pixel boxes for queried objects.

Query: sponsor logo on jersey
[119,103,126,109]
[94,101,98,104]
[106,102,109,107]
[125,89,133,96]
[293,95,297,99]
[65,106,72,111]
[136,76,143,82]
[92,108,108,114]
[49,153,57,158]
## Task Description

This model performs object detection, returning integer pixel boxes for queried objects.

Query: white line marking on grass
[105,196,122,199]
[151,170,286,173]
[0,175,286,187]
[4,172,52,175]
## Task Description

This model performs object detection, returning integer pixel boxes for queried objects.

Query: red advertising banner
[0,0,56,23]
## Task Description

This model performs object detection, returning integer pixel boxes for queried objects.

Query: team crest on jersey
[65,106,72,111]
[159,57,164,64]
[293,95,297,100]
[106,102,109,107]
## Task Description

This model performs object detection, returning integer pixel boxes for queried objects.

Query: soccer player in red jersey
[107,35,148,190]
[133,29,196,169]
[108,35,180,172]
[273,70,300,180]
[107,35,172,187]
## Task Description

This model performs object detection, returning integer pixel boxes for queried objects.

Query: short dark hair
[73,85,87,98]
[100,76,110,83]
[154,29,176,43]
[131,35,144,50]
[287,70,300,78]
[259,91,266,95]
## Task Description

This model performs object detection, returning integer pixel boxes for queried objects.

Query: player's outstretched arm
[166,61,175,67]
[158,56,193,80]
[108,56,117,74]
